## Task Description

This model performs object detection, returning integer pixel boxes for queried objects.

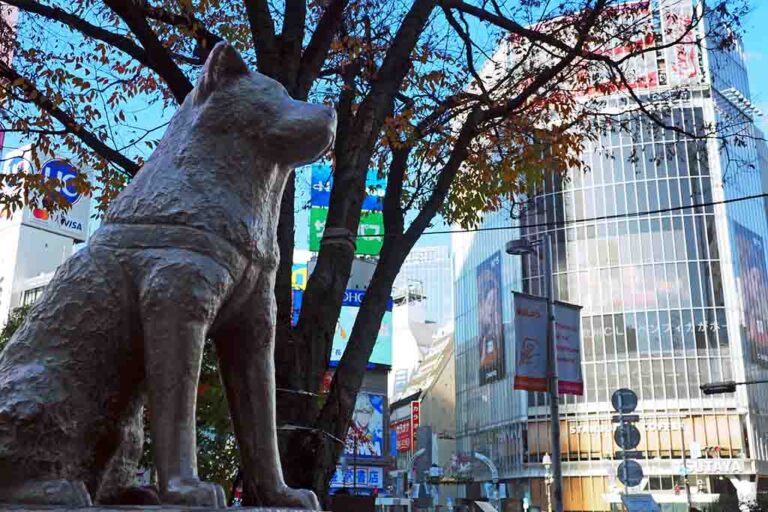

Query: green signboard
[309,207,384,256]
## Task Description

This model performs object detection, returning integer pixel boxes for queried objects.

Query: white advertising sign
[1,146,90,242]
[555,302,583,395]
[663,0,701,86]
[513,293,548,392]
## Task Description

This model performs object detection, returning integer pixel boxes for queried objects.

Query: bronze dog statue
[0,42,334,509]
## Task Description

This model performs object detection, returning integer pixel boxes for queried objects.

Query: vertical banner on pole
[477,252,505,385]
[512,293,548,392]
[513,294,583,395]
[554,302,583,395]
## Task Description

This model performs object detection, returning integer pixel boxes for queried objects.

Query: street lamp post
[506,234,563,512]
[542,452,553,512]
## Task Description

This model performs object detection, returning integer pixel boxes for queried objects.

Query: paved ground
[0,507,317,511]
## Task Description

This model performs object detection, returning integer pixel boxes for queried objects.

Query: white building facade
[0,146,91,326]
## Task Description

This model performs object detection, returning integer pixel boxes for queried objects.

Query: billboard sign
[292,288,393,366]
[477,252,505,385]
[344,393,385,458]
[309,207,384,256]
[733,222,768,366]
[555,301,583,395]
[664,0,699,86]
[310,164,385,211]
[330,289,393,366]
[1,147,90,241]
[573,0,704,98]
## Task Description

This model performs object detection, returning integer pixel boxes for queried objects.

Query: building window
[21,286,46,307]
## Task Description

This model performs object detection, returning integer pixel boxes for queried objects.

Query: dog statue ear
[194,42,249,104]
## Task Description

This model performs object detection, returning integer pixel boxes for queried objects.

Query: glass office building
[393,245,455,327]
[452,9,768,512]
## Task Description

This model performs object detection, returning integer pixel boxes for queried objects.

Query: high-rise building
[453,4,768,511]
[393,245,455,327]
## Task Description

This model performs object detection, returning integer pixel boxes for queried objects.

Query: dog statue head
[190,42,336,168]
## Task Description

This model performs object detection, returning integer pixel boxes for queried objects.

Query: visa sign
[310,164,385,211]
[1,147,90,242]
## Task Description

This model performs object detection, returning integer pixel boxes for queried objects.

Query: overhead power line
[322,191,768,239]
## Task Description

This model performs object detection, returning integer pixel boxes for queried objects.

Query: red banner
[392,418,412,452]
[411,401,420,448]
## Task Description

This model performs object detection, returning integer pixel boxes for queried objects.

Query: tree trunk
[283,232,413,498]
[274,0,439,493]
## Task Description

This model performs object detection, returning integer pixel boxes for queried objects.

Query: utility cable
[319,191,768,239]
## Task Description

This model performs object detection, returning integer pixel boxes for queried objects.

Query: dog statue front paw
[161,477,226,508]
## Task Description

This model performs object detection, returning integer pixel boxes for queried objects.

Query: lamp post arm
[701,379,768,395]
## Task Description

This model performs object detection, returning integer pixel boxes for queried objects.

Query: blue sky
[5,2,768,252]
[743,1,768,133]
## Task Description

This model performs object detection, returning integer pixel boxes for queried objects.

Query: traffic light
[700,381,737,395]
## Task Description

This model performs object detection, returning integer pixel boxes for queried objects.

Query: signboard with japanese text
[309,206,384,256]
[344,393,385,458]
[477,252,505,385]
[663,0,700,86]
[391,417,412,452]
[513,293,548,392]
[310,164,385,211]
[329,465,384,489]
[411,401,421,449]
[572,0,705,98]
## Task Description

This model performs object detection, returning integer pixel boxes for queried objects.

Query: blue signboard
[291,290,303,327]
[342,289,394,310]
[330,465,384,489]
[41,159,82,205]
[310,164,385,211]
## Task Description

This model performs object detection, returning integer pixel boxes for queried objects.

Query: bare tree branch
[296,0,347,99]
[0,62,140,176]
[3,0,149,65]
[244,0,279,72]
[140,4,224,61]
[103,0,193,103]
[282,0,307,84]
